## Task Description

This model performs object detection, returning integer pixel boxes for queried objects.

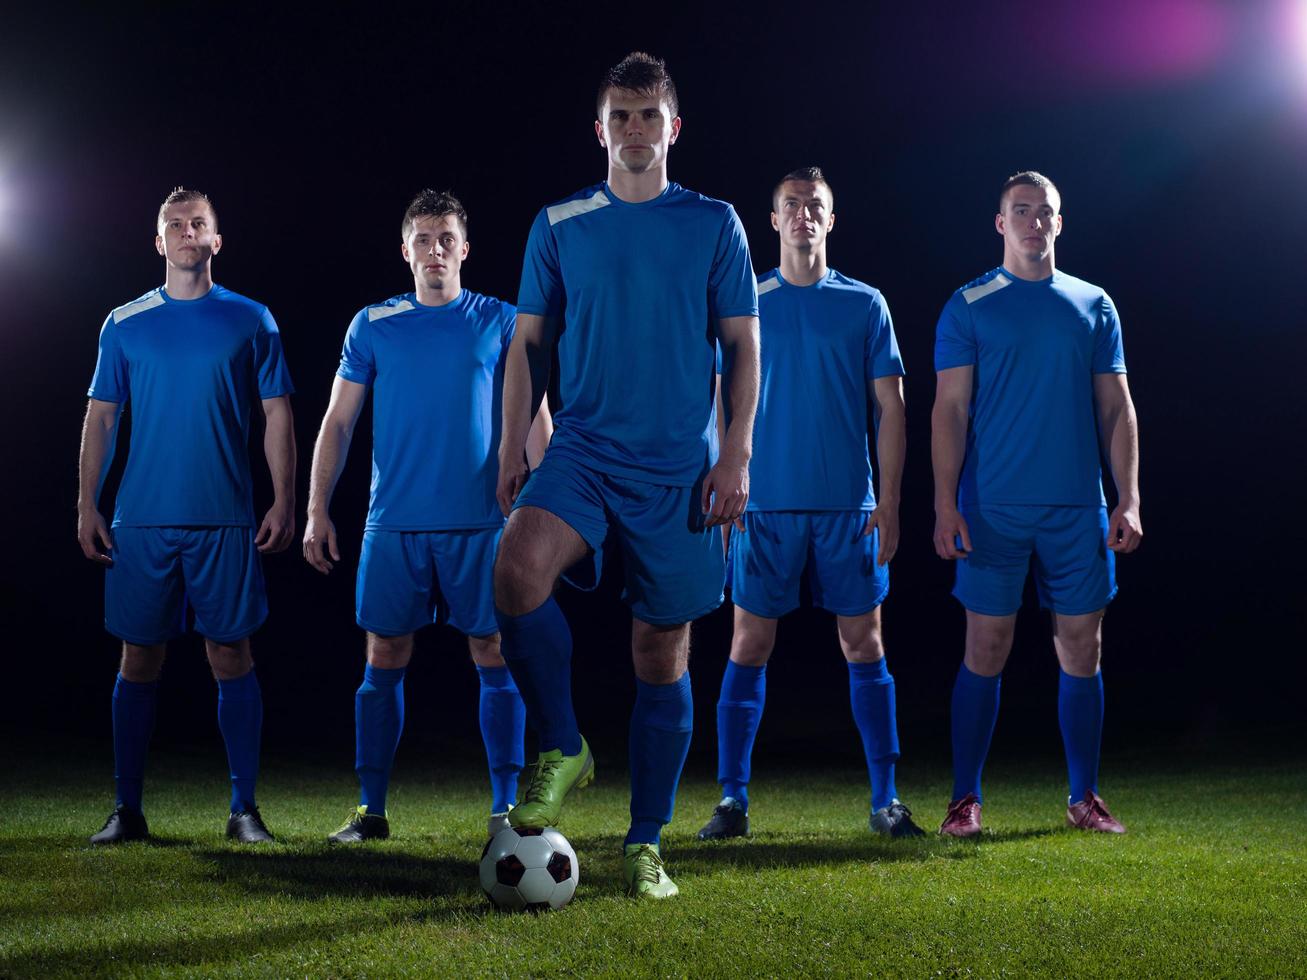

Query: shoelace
[944,797,977,823]
[523,756,562,803]
[630,845,664,884]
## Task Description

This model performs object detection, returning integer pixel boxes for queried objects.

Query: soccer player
[303,190,552,843]
[493,52,760,898]
[77,187,296,845]
[932,171,1141,837]
[696,167,924,842]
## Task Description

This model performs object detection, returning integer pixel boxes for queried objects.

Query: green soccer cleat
[509,736,594,829]
[327,805,390,844]
[623,843,679,900]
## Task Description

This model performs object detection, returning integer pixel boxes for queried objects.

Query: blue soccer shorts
[953,505,1116,617]
[730,510,889,619]
[356,527,502,638]
[104,526,267,645]
[513,451,725,626]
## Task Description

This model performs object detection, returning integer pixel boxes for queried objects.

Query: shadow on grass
[194,846,483,902]
[0,906,483,976]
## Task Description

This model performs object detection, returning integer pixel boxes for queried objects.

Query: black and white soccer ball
[479,826,579,911]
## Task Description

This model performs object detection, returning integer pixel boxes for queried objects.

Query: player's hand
[863,502,900,566]
[933,507,972,560]
[702,453,749,529]
[256,500,295,554]
[77,507,114,565]
[497,453,530,517]
[303,509,340,574]
[1107,500,1142,553]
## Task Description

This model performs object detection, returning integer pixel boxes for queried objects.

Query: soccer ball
[479,826,579,911]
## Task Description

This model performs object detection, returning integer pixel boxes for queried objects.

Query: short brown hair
[772,166,834,211]
[401,189,468,240]
[597,51,679,118]
[157,187,217,231]
[999,171,1060,211]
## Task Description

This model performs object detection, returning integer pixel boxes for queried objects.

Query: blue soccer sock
[950,663,1001,803]
[626,672,694,846]
[216,669,263,812]
[355,664,406,814]
[1058,669,1104,803]
[476,663,526,813]
[112,674,158,813]
[494,597,581,756]
[716,660,766,810]
[848,659,900,812]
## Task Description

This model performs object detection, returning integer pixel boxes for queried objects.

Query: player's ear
[461,239,470,260]
[155,234,165,257]
[1054,213,1063,237]
[595,119,605,147]
[400,240,411,263]
[770,211,780,232]
[210,233,222,255]
[827,211,836,233]
[668,116,681,144]
[995,212,1006,236]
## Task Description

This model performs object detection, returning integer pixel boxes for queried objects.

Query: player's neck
[606,166,669,204]
[415,279,462,307]
[779,247,827,287]
[1003,249,1055,282]
[163,264,214,300]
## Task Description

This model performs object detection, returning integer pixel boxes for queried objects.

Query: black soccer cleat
[327,805,390,844]
[226,806,275,843]
[870,799,927,838]
[90,805,150,845]
[696,797,749,840]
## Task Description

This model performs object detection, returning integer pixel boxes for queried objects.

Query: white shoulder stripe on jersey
[757,278,782,297]
[368,300,415,322]
[112,292,165,324]
[547,190,610,226]
[962,273,1011,305]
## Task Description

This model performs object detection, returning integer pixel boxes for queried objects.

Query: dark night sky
[2,1,1304,758]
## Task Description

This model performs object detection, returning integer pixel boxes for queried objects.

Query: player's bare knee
[963,624,1013,675]
[468,633,505,668]
[366,632,413,669]
[493,539,552,616]
[632,620,690,684]
[730,609,777,667]
[120,643,166,682]
[842,631,885,665]
[204,637,253,680]
[836,610,884,664]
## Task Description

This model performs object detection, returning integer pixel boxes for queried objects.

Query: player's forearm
[931,401,968,511]
[306,419,354,517]
[77,404,118,513]
[501,337,550,465]
[262,399,297,508]
[875,401,906,506]
[1101,398,1140,506]
[720,325,760,462]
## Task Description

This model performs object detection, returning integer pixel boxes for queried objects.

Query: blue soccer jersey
[517,182,758,486]
[338,290,515,530]
[934,268,1127,508]
[88,285,295,527]
[747,268,904,512]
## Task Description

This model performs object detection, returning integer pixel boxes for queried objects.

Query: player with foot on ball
[931,172,1141,838]
[78,188,296,845]
[697,167,923,842]
[493,52,760,898]
[304,190,552,844]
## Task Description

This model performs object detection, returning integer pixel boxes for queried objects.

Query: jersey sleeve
[87,315,129,402]
[1092,293,1127,374]
[337,309,376,386]
[866,293,905,380]
[516,209,564,316]
[934,293,977,371]
[253,307,295,398]
[707,206,759,321]
[499,299,518,347]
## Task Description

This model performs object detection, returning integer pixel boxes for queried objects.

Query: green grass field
[2,742,1304,978]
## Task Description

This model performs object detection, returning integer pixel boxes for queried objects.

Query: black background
[2,1,1304,770]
